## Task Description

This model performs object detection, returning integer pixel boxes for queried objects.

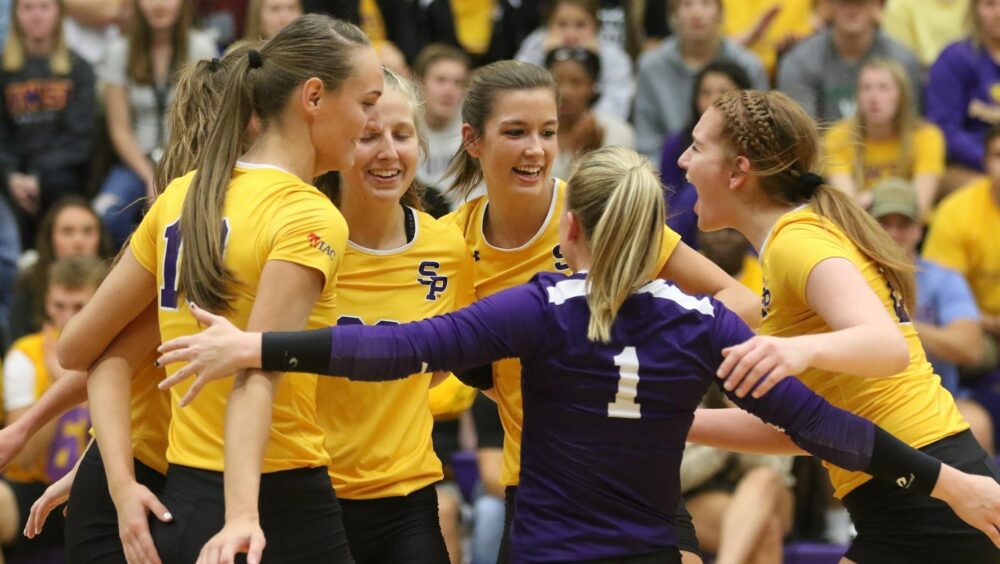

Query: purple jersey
[321,272,881,561]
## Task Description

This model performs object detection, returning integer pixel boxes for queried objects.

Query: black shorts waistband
[164,465,334,508]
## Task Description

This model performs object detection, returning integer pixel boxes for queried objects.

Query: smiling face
[339,89,420,205]
[312,46,384,173]
[677,106,738,231]
[466,88,559,196]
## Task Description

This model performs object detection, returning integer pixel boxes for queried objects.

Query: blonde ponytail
[566,147,665,343]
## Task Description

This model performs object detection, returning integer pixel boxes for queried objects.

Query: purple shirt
[927,39,1000,170]
[327,272,878,561]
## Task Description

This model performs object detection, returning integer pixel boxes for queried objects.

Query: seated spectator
[243,0,301,41]
[414,43,470,216]
[470,394,504,564]
[926,0,1000,195]
[777,0,921,123]
[870,177,994,454]
[0,198,18,351]
[721,0,816,78]
[683,388,793,564]
[91,0,216,249]
[428,376,477,564]
[924,125,1000,378]
[516,0,633,120]
[376,39,412,79]
[698,227,762,296]
[660,60,751,248]
[8,197,111,344]
[545,46,635,181]
[2,255,103,562]
[883,0,970,68]
[824,58,944,215]
[61,0,127,67]
[634,0,768,161]
[1,0,97,248]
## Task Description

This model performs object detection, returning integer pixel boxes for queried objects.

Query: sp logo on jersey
[307,232,337,259]
[417,261,448,301]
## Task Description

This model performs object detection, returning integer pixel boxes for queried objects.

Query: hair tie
[247,49,263,69]
[797,172,825,199]
[209,57,221,72]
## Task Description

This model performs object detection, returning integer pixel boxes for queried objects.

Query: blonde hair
[713,90,916,312]
[848,58,920,189]
[127,0,194,85]
[244,0,302,41]
[179,14,370,314]
[314,67,427,210]
[445,61,558,199]
[567,146,665,343]
[2,0,71,75]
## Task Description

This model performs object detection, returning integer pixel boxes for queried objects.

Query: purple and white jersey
[324,272,877,562]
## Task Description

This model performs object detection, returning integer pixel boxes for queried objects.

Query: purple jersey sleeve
[325,282,548,380]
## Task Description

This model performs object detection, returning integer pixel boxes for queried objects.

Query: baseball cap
[869,177,919,221]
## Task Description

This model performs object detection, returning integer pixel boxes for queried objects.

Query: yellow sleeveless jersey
[758,207,968,498]
[442,179,682,486]
[4,333,91,483]
[131,165,347,472]
[318,209,473,499]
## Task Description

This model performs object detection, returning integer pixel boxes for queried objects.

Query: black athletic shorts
[497,485,701,563]
[338,483,449,564]
[63,443,166,563]
[150,464,353,564]
[843,429,1000,563]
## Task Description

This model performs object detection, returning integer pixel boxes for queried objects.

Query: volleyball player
[155,146,1000,563]
[679,90,1000,561]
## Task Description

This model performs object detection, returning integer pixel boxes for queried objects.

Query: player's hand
[111,480,171,564]
[932,464,1000,548]
[24,463,76,538]
[196,517,265,564]
[718,336,812,398]
[156,303,262,407]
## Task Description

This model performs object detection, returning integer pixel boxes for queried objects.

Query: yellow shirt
[318,209,473,499]
[759,207,968,498]
[428,376,477,422]
[3,333,91,484]
[131,165,346,473]
[129,359,170,474]
[359,0,387,46]
[722,0,814,75]
[923,179,1000,316]
[442,179,682,486]
[883,0,970,66]
[451,0,494,55]
[823,121,945,191]
[739,253,764,296]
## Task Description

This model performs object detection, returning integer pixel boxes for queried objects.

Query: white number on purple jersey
[608,347,641,419]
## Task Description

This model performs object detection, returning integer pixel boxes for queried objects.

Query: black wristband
[455,364,495,390]
[867,427,942,496]
[261,329,333,375]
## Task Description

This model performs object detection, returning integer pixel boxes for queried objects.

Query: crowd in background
[0,0,998,562]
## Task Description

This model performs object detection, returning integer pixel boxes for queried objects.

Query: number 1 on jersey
[160,218,230,310]
[609,347,641,419]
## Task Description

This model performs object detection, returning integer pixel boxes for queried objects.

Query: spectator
[824,58,944,215]
[243,0,300,41]
[777,0,921,123]
[428,377,477,564]
[698,227,762,296]
[414,43,470,216]
[516,0,633,120]
[870,177,994,454]
[91,0,216,249]
[61,0,127,67]
[926,0,1000,195]
[924,125,1000,378]
[0,198,19,351]
[195,0,249,47]
[545,46,635,181]
[883,0,970,68]
[722,0,817,77]
[2,255,103,562]
[1,0,97,248]
[470,394,505,564]
[8,196,111,344]
[0,0,10,45]
[633,0,767,161]
[659,60,751,248]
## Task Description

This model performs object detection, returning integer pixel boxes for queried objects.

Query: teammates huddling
[0,11,997,564]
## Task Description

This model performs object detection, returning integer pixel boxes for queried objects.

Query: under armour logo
[288,357,298,369]
[473,250,481,262]
[896,473,914,489]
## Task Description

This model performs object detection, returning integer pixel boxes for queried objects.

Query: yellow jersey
[3,333,91,484]
[451,0,494,55]
[823,121,945,191]
[759,207,968,498]
[883,0,970,66]
[722,0,814,75]
[131,164,346,473]
[318,208,473,499]
[428,375,477,422]
[739,253,764,296]
[923,179,1000,317]
[442,178,682,486]
[129,358,170,474]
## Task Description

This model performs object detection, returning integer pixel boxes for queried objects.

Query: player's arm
[658,241,760,329]
[0,370,88,472]
[688,407,805,455]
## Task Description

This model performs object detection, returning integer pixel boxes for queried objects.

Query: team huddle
[4,11,1000,564]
